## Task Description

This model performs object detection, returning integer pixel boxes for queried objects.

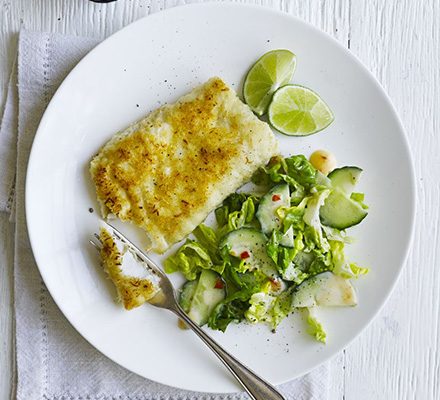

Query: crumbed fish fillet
[90,77,279,253]
[99,228,159,310]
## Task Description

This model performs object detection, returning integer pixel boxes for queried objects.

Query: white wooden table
[0,1,438,399]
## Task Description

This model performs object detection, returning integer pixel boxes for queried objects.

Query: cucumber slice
[256,184,290,235]
[315,170,332,187]
[220,228,277,278]
[179,280,198,313]
[328,166,362,194]
[319,189,368,230]
[292,271,357,308]
[187,270,225,326]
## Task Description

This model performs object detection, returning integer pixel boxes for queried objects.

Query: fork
[90,221,286,400]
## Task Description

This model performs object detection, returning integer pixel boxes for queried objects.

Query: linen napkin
[0,29,329,400]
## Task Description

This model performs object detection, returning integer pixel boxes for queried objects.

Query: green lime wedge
[268,85,334,136]
[243,50,297,116]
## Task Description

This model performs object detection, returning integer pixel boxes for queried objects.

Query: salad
[165,154,368,343]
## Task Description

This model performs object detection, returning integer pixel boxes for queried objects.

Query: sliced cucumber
[187,269,225,326]
[179,280,198,313]
[315,170,332,187]
[328,166,362,194]
[256,184,290,235]
[220,228,277,278]
[292,271,357,308]
[319,189,368,230]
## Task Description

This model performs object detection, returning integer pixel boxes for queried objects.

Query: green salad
[165,154,369,343]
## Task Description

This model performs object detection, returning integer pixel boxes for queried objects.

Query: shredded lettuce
[164,154,368,343]
[306,307,326,343]
[350,192,369,210]
[283,155,317,189]
[322,225,354,244]
[164,240,225,281]
[208,289,253,332]
[307,250,333,276]
[245,292,277,324]
[303,189,331,252]
[282,263,309,284]
[252,155,318,205]
[224,260,269,290]
[266,230,308,283]
[330,240,369,279]
[245,286,293,328]
[278,198,307,232]
[193,224,223,264]
[272,289,294,327]
[215,194,259,237]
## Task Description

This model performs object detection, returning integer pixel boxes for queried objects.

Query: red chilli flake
[272,194,281,201]
[240,251,250,259]
[270,278,281,291]
[214,279,224,289]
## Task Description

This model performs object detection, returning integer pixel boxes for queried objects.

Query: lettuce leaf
[164,240,225,281]
[322,225,354,244]
[330,240,369,279]
[278,198,308,232]
[208,289,253,332]
[272,289,294,327]
[306,307,326,343]
[307,250,333,276]
[215,194,259,237]
[266,230,308,284]
[282,263,309,284]
[284,155,317,188]
[245,287,293,328]
[193,224,222,264]
[222,260,269,292]
[303,189,331,252]
[245,292,276,324]
[350,192,369,210]
[252,155,317,204]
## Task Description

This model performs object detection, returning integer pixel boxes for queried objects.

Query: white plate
[26,3,415,393]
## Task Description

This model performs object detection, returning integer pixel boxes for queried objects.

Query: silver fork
[90,221,286,400]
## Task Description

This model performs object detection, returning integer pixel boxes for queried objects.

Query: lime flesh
[243,50,296,116]
[268,85,334,136]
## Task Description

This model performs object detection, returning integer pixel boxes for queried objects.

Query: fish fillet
[90,77,279,253]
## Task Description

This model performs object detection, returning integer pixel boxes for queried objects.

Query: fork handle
[172,305,286,400]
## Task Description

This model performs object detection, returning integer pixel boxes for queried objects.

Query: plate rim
[25,1,416,392]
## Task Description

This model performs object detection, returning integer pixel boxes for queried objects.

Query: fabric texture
[0,29,329,400]
[0,63,18,214]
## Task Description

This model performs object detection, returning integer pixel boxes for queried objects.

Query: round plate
[26,3,415,393]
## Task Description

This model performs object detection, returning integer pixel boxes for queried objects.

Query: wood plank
[347,1,440,398]
[0,214,15,400]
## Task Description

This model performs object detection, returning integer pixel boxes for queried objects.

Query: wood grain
[346,1,440,399]
[0,0,437,399]
[0,214,15,400]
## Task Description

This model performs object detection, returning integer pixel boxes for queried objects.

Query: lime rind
[268,85,334,136]
[243,50,297,116]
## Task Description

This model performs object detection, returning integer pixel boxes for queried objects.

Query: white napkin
[1,29,329,400]
[0,63,17,215]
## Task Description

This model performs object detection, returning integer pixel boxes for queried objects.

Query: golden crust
[90,77,279,253]
[99,228,158,310]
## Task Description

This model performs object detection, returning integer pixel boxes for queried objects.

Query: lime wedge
[243,50,296,116]
[268,85,334,136]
